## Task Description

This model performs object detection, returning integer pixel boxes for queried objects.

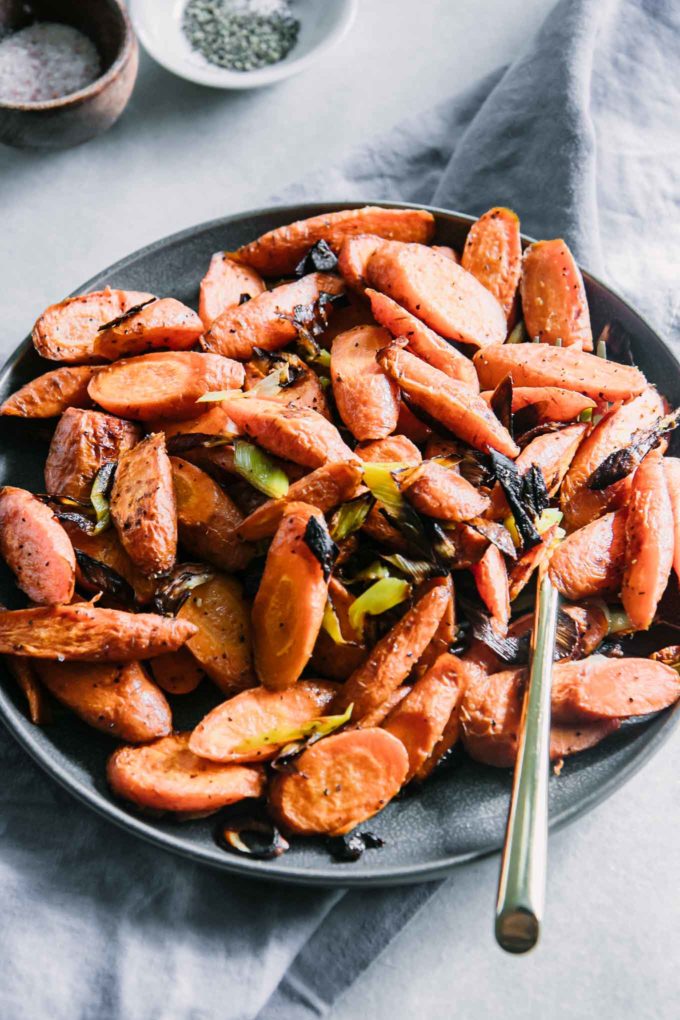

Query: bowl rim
[0,0,136,112]
[129,0,358,90]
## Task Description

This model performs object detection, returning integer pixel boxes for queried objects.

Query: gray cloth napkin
[1,1,678,1018]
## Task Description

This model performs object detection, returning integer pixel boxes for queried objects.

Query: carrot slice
[552,655,680,721]
[521,239,592,349]
[269,728,408,836]
[461,207,521,321]
[94,298,203,359]
[189,680,338,763]
[548,509,627,600]
[621,451,673,630]
[508,527,557,602]
[0,604,196,660]
[549,720,621,760]
[149,404,237,438]
[663,457,680,583]
[252,362,331,419]
[107,733,265,814]
[471,544,511,634]
[396,402,432,445]
[149,647,204,695]
[4,655,51,725]
[32,288,155,363]
[1,365,99,418]
[35,660,172,742]
[332,582,450,720]
[481,386,596,423]
[337,234,385,290]
[366,288,480,391]
[310,578,367,682]
[432,245,459,262]
[356,437,421,467]
[414,659,483,780]
[378,344,519,458]
[401,461,490,521]
[366,241,507,348]
[331,325,400,441]
[252,502,331,690]
[45,407,142,500]
[171,456,253,570]
[417,575,456,674]
[178,575,255,695]
[199,253,266,328]
[89,351,244,422]
[353,685,412,729]
[460,668,524,767]
[474,344,645,403]
[233,206,435,276]
[62,520,156,605]
[0,486,75,605]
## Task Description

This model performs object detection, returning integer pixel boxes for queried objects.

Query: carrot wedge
[461,207,521,321]
[171,456,253,570]
[621,450,673,630]
[337,235,385,291]
[0,604,196,660]
[0,365,98,418]
[94,298,203,359]
[45,407,142,500]
[0,486,75,605]
[189,680,338,763]
[401,461,491,521]
[473,344,646,403]
[149,647,204,695]
[332,581,450,720]
[107,733,265,814]
[663,457,680,582]
[269,728,408,836]
[233,206,435,276]
[366,288,480,391]
[414,659,484,780]
[199,253,266,328]
[481,386,596,423]
[330,325,400,441]
[470,544,510,634]
[548,509,627,600]
[178,575,255,695]
[521,239,593,349]
[378,344,519,458]
[4,655,51,724]
[32,288,155,363]
[551,656,680,721]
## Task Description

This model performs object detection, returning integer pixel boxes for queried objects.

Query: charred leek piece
[233,441,289,499]
[232,703,353,755]
[348,577,410,636]
[90,461,116,535]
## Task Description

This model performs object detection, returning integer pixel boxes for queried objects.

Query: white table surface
[1,2,678,1018]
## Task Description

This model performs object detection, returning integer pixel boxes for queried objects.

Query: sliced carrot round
[0,486,75,605]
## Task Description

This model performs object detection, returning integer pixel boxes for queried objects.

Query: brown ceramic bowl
[0,0,138,149]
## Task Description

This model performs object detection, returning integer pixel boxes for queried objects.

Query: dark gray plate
[1,201,679,887]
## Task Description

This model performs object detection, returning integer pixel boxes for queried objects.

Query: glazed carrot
[366,241,507,348]
[396,401,432,445]
[480,386,596,423]
[238,460,362,541]
[663,457,680,582]
[269,728,408,836]
[107,733,265,814]
[460,668,523,767]
[35,660,172,742]
[233,206,435,276]
[149,647,204,695]
[4,655,51,725]
[94,298,203,359]
[401,461,491,521]
[199,252,266,328]
[149,404,237,439]
[0,365,99,418]
[521,239,592,349]
[171,456,252,570]
[337,234,385,290]
[354,685,412,729]
[310,578,367,682]
[382,652,461,782]
[89,351,244,422]
[0,603,196,660]
[201,273,343,359]
[548,509,627,600]
[378,344,519,458]
[252,503,331,690]
[473,344,646,402]
[0,486,75,605]
[255,362,331,419]
[61,519,157,605]
[220,396,355,468]
[621,451,673,630]
[560,388,665,530]
[32,288,155,363]
[417,575,456,674]
[45,407,141,500]
[356,436,421,466]
[177,575,255,695]
[508,526,557,602]
[366,288,480,391]
[332,582,450,719]
[414,659,483,780]
[110,433,177,576]
[461,207,521,321]
[552,656,680,721]
[470,544,510,634]
[331,325,400,441]
[189,680,338,763]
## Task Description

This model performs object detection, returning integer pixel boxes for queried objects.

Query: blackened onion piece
[465,602,529,665]
[294,239,339,276]
[379,553,440,583]
[490,373,513,436]
[554,609,582,660]
[75,550,135,604]
[53,509,96,533]
[587,408,680,491]
[216,813,289,860]
[488,450,541,549]
[466,517,517,560]
[512,402,542,437]
[516,421,565,449]
[250,347,307,388]
[151,564,215,616]
[522,464,550,519]
[97,297,156,332]
[326,831,385,862]
[303,516,338,582]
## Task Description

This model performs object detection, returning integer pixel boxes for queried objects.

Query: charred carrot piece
[470,544,511,634]
[460,668,524,767]
[560,602,609,656]
[32,288,155,363]
[171,456,252,570]
[310,577,367,681]
[0,365,99,418]
[45,407,142,501]
[330,325,400,441]
[337,235,385,291]
[621,450,673,630]
[378,344,519,458]
[355,434,422,465]
[507,526,558,602]
[149,647,204,696]
[177,574,255,695]
[199,252,266,328]
[551,655,680,721]
[481,386,595,423]
[94,298,203,360]
[401,460,491,521]
[62,519,156,605]
[491,423,586,517]
[461,207,521,322]
[521,239,593,349]
[0,486,75,605]
[413,658,483,780]
[259,363,331,420]
[663,457,680,583]
[548,509,627,600]
[4,655,51,725]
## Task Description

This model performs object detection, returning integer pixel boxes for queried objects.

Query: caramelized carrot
[310,578,366,682]
[480,386,596,423]
[269,728,408,836]
[149,647,204,695]
[508,527,557,601]
[354,685,412,729]
[521,239,592,349]
[663,457,680,582]
[490,422,587,516]
[337,234,385,290]
[461,207,521,321]
[331,325,400,441]
[470,544,510,634]
[4,655,51,724]
[32,288,155,363]
[199,253,266,327]
[148,404,237,439]
[548,509,627,600]
[0,486,75,605]
[258,363,331,419]
[94,298,203,359]
[0,365,98,418]
[110,433,177,576]
[45,407,141,500]
[177,575,254,694]
[621,451,673,630]
[355,434,422,465]
[171,456,252,570]
[417,574,456,674]
[432,245,459,262]
[414,659,483,780]
[552,655,680,721]
[396,401,432,444]
[401,460,490,521]
[62,520,156,605]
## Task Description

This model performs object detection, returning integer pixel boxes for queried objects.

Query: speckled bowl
[0,0,138,149]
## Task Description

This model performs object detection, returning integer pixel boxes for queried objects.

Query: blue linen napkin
[1,1,677,1018]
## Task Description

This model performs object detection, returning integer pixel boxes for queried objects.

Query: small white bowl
[130,0,357,90]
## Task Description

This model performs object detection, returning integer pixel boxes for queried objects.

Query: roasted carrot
[366,241,507,348]
[252,503,331,690]
[353,685,412,729]
[32,288,155,363]
[233,206,435,276]
[663,457,680,582]
[552,655,680,721]
[4,655,51,724]
[254,362,331,420]
[396,401,432,445]
[414,659,483,780]
[107,733,265,814]
[89,351,244,422]
[171,456,252,570]
[177,574,255,694]
[0,603,196,660]
[432,245,459,262]
[549,720,621,760]
[548,509,627,600]
[460,668,523,767]
[0,365,99,418]
[337,234,385,290]
[461,207,521,321]
[0,486,75,605]
[521,239,592,349]
[508,526,557,601]
[561,602,609,656]
[401,460,491,521]
[471,544,511,634]
[94,297,203,359]
[331,325,400,441]
[621,451,673,630]
[310,577,367,682]
[62,520,156,605]
[489,422,587,518]
[356,436,421,466]
[417,574,456,674]
[45,407,141,500]
[474,344,646,402]
[269,728,408,836]
[189,680,338,763]
[149,404,237,440]
[366,288,480,391]
[480,386,596,423]
[379,344,519,458]
[199,253,266,328]
[149,647,204,695]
